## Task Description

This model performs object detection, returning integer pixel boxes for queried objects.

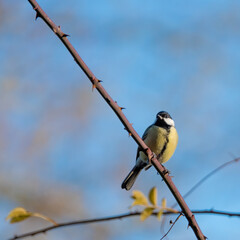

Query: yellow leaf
[148,187,157,206]
[161,198,167,208]
[6,207,32,223]
[131,190,148,207]
[157,210,163,221]
[140,207,154,221]
[6,207,58,226]
[31,213,58,226]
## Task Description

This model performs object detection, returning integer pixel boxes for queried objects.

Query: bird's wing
[136,124,152,160]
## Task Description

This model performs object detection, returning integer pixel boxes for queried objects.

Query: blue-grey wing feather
[136,124,153,160]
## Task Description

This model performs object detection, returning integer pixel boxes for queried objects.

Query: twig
[172,158,240,208]
[9,212,140,240]
[160,213,183,240]
[9,209,240,240]
[26,1,205,239]
[191,209,240,217]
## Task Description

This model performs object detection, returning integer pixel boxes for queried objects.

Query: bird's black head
[156,111,172,119]
[155,111,175,128]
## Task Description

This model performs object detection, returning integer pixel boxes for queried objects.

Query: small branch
[192,209,240,217]
[9,209,240,240]
[172,158,240,208]
[160,213,183,240]
[26,0,205,239]
[9,212,139,240]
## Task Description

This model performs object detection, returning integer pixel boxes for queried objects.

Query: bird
[121,111,178,191]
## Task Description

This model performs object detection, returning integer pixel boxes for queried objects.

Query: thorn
[35,12,40,20]
[128,132,132,137]
[34,7,41,20]
[92,84,96,92]
[118,106,125,111]
[91,76,97,82]
[91,77,100,91]
[62,33,70,38]
[235,157,240,162]
[98,79,103,83]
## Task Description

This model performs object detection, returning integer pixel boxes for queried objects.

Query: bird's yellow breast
[139,125,178,164]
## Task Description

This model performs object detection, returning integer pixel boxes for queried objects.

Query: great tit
[121,111,178,191]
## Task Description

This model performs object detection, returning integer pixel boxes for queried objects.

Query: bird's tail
[121,165,143,191]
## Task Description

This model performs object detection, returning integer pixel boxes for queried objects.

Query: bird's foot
[149,152,157,164]
[162,165,170,175]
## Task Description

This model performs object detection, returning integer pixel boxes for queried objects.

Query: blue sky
[1,1,240,239]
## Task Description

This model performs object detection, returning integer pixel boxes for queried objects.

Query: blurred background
[1,0,240,239]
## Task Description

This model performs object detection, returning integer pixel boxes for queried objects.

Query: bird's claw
[149,152,157,164]
[162,166,170,175]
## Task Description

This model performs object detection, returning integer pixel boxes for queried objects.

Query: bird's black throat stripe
[158,128,170,159]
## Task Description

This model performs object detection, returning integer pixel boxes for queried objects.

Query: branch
[160,213,183,240]
[171,157,240,208]
[26,1,205,239]
[9,209,240,240]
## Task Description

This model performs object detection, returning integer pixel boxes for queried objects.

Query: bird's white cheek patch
[164,118,175,126]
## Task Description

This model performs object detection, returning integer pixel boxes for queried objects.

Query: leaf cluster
[131,187,178,221]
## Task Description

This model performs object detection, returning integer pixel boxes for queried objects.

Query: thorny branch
[9,209,240,240]
[26,0,205,239]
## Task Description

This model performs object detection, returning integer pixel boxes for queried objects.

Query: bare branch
[160,213,183,240]
[26,0,205,239]
[192,209,240,217]
[9,209,240,240]
[172,158,240,208]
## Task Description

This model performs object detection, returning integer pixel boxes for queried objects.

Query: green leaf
[157,210,163,221]
[6,207,32,223]
[148,187,157,206]
[140,207,154,221]
[131,190,148,207]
